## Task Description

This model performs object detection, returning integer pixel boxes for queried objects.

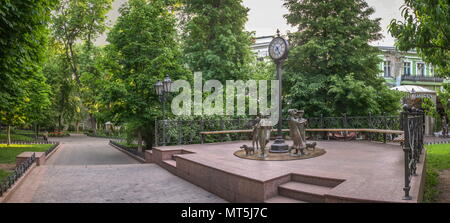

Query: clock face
[269,37,288,60]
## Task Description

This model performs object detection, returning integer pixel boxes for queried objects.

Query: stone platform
[151,140,426,203]
[233,148,326,161]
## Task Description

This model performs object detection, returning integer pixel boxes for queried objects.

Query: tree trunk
[58,115,63,132]
[35,124,39,139]
[67,42,80,85]
[137,130,143,153]
[7,125,11,146]
[76,121,79,133]
[89,114,97,135]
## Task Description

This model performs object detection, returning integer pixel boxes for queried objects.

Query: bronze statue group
[241,110,316,158]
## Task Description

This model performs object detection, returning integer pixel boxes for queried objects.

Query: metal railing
[154,114,401,146]
[401,75,444,82]
[0,153,36,197]
[44,142,60,156]
[0,140,59,145]
[401,109,425,200]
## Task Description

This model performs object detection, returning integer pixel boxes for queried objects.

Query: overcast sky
[96,0,405,46]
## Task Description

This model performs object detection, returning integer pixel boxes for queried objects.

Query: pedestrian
[43,131,48,142]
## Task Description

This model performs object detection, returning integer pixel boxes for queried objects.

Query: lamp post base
[270,137,289,153]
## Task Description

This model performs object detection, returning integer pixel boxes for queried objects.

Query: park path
[5,134,225,203]
[45,134,139,165]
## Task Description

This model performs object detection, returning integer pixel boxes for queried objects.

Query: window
[429,65,435,76]
[417,62,425,76]
[383,61,391,77]
[403,62,411,76]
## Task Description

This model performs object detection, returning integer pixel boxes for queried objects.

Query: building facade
[251,36,274,61]
[251,37,447,91]
[378,46,446,91]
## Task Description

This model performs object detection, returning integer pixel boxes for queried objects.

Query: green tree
[78,44,110,133]
[42,41,80,131]
[182,0,254,82]
[283,0,401,117]
[107,0,188,151]
[24,70,53,138]
[421,84,450,134]
[0,0,56,143]
[50,0,112,132]
[437,83,450,126]
[51,0,112,84]
[250,59,275,81]
[389,0,449,77]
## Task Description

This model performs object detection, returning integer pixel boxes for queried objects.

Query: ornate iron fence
[154,114,401,146]
[44,142,60,156]
[0,153,36,197]
[0,140,58,145]
[401,108,425,200]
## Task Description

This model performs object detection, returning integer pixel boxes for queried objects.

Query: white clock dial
[269,37,288,60]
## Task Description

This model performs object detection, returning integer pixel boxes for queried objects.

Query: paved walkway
[45,135,139,165]
[155,140,425,202]
[6,135,225,203]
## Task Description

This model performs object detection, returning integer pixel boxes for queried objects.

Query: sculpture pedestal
[269,137,289,153]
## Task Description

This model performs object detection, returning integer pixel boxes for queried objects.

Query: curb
[0,163,37,203]
[108,142,146,163]
[0,143,62,202]
[44,143,63,162]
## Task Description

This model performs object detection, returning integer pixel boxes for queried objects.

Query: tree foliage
[42,41,82,131]
[389,0,449,77]
[0,0,55,115]
[283,0,401,117]
[0,0,56,142]
[51,0,112,84]
[107,0,188,149]
[182,0,254,82]
[48,0,112,132]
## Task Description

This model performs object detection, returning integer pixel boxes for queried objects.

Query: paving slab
[45,134,139,165]
[7,164,225,203]
[5,134,225,203]
[153,140,426,202]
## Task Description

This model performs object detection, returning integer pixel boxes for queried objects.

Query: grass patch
[117,141,138,148]
[0,144,52,164]
[12,130,35,134]
[0,169,12,183]
[0,134,34,142]
[423,143,450,203]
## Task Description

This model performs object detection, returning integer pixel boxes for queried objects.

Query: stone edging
[108,142,145,163]
[45,143,62,161]
[85,133,123,139]
[0,163,37,203]
[0,142,62,202]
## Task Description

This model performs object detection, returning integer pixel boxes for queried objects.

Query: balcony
[401,75,444,82]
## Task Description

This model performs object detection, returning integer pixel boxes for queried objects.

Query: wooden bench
[200,128,404,142]
[200,128,404,135]
[392,134,405,143]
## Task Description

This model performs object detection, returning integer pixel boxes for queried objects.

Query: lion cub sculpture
[240,145,255,156]
[305,142,317,151]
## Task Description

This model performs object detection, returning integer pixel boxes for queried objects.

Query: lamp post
[154,75,173,120]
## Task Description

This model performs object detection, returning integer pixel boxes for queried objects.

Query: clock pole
[269,30,289,153]
[270,59,289,153]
